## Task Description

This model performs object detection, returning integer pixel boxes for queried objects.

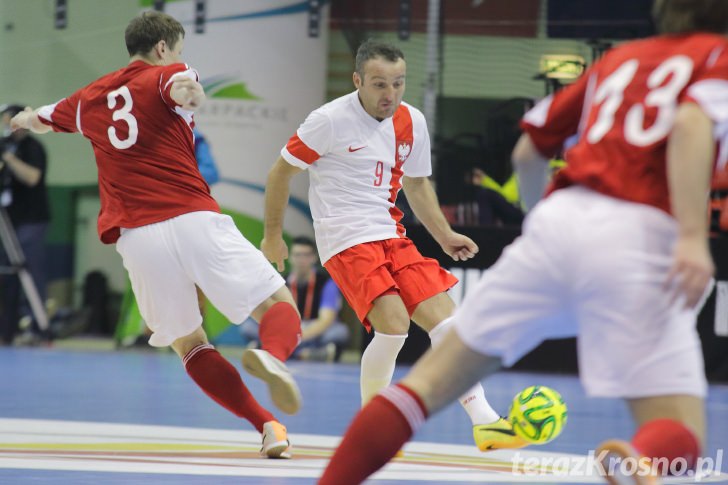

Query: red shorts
[324,238,458,331]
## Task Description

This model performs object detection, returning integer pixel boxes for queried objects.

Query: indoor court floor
[0,345,726,484]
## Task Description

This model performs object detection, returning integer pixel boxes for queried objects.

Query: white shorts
[454,186,708,399]
[116,211,285,347]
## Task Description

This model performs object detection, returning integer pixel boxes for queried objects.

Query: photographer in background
[0,104,50,345]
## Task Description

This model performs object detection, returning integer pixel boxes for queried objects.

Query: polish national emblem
[397,141,412,162]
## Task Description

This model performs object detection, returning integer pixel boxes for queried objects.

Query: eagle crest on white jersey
[397,142,412,162]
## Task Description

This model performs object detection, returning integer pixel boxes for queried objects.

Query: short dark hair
[291,236,316,251]
[355,39,405,78]
[0,104,25,118]
[652,0,728,34]
[125,11,185,57]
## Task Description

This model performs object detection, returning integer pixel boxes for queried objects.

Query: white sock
[429,318,500,425]
[360,332,407,406]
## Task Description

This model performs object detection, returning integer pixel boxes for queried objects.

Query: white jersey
[281,91,432,263]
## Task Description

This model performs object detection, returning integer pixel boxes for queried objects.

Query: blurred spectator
[241,236,349,362]
[194,128,219,186]
[0,104,50,345]
[468,168,524,226]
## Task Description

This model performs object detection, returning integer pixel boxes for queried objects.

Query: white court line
[0,419,725,483]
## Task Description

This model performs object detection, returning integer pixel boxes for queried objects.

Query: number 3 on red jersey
[107,86,139,150]
[587,55,694,146]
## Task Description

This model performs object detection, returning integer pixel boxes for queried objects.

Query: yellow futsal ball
[508,385,567,444]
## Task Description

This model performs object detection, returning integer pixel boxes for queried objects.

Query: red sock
[319,384,428,485]
[183,344,275,432]
[259,302,301,362]
[632,419,700,474]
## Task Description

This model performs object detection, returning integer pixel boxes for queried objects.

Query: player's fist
[439,231,479,262]
[10,107,34,131]
[261,236,289,272]
[170,77,205,110]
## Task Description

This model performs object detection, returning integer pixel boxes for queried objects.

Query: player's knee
[372,318,410,335]
[255,287,298,316]
[171,327,208,358]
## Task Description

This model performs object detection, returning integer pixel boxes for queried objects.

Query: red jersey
[522,33,728,214]
[38,61,219,243]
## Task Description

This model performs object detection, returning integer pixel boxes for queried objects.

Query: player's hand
[666,234,714,309]
[9,107,34,131]
[171,77,205,110]
[261,236,289,272]
[439,231,479,262]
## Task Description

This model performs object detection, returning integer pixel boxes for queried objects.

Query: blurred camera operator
[0,104,50,345]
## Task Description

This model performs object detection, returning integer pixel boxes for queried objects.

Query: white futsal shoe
[242,349,302,415]
[261,421,291,459]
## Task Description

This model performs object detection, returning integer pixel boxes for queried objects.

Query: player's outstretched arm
[512,133,548,211]
[666,102,715,308]
[402,175,478,261]
[170,77,205,111]
[262,156,303,271]
[10,107,52,134]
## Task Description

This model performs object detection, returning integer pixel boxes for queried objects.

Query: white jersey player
[263,39,527,451]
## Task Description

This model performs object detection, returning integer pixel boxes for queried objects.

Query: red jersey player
[263,40,528,451]
[11,11,303,458]
[320,0,724,483]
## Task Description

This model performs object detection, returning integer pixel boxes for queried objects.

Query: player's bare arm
[402,175,478,261]
[666,102,715,308]
[262,156,304,271]
[10,107,52,135]
[170,76,205,110]
[512,133,549,211]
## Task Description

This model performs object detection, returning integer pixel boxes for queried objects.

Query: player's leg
[388,238,519,449]
[321,208,573,484]
[569,191,708,483]
[241,285,302,415]
[597,396,705,484]
[170,326,289,457]
[116,218,290,457]
[597,392,706,483]
[319,329,501,485]
[249,285,301,361]
[411,292,524,450]
[324,240,414,406]
[628,395,705,447]
[360,293,412,404]
[172,212,302,415]
[172,328,290,458]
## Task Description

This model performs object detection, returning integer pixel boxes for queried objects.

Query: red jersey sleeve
[37,89,83,133]
[520,67,594,158]
[158,63,199,110]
